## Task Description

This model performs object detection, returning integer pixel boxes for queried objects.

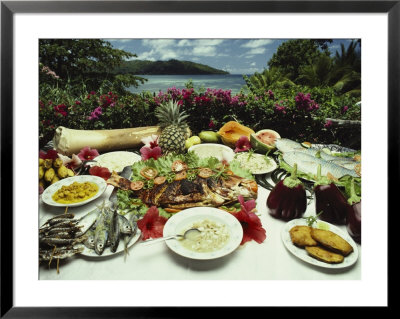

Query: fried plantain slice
[311,228,353,256]
[305,246,344,264]
[289,226,318,247]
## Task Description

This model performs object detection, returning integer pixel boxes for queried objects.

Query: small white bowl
[188,143,235,162]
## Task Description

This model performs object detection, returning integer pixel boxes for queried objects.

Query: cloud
[106,39,133,43]
[241,39,274,48]
[247,47,266,55]
[192,46,217,56]
[178,39,225,47]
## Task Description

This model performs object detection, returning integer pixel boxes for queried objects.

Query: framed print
[1,0,395,316]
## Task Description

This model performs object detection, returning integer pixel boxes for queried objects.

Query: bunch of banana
[39,157,75,190]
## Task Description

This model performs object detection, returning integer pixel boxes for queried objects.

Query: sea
[127,74,250,95]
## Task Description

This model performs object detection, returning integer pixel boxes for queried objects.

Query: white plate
[188,143,235,163]
[163,207,243,260]
[233,153,278,174]
[281,219,359,269]
[79,229,141,257]
[41,175,107,207]
[92,151,141,173]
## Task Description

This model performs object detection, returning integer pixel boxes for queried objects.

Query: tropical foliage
[39,38,361,150]
[248,39,361,97]
[39,39,147,95]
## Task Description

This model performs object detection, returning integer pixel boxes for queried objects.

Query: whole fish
[94,207,113,255]
[275,138,305,153]
[109,211,120,253]
[84,228,96,249]
[39,246,84,262]
[118,214,133,235]
[276,138,360,172]
[282,151,359,179]
[122,212,139,259]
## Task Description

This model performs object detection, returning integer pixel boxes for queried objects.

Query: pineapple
[155,100,191,154]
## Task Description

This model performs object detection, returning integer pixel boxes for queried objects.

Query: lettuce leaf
[229,160,255,180]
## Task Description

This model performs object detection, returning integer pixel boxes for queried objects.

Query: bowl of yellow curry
[41,175,107,207]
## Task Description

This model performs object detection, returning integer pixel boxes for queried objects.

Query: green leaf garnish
[303,211,323,227]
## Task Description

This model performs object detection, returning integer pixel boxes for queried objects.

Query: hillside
[114,59,229,75]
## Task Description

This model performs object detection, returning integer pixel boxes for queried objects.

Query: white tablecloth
[39,183,361,280]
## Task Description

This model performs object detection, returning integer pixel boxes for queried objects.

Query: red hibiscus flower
[234,136,252,153]
[232,195,266,245]
[77,146,99,161]
[89,166,111,180]
[137,206,168,240]
[141,135,159,149]
[39,149,59,160]
[140,146,162,161]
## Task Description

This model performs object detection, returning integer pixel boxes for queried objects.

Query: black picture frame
[1,0,394,317]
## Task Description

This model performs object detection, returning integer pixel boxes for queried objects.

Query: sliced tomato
[164,207,182,213]
[225,169,234,176]
[140,167,158,179]
[171,160,188,172]
[154,176,166,185]
[174,170,187,181]
[242,180,258,194]
[198,167,214,178]
[130,180,144,191]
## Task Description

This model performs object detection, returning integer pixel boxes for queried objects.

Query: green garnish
[303,211,323,227]
[247,149,255,160]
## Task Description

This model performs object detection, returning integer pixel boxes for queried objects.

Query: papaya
[217,121,255,148]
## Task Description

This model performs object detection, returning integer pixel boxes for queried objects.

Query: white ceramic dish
[79,229,141,257]
[281,218,359,269]
[41,175,107,207]
[188,143,235,163]
[92,151,141,173]
[233,153,278,174]
[163,207,243,260]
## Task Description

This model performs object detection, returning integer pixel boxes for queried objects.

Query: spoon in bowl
[141,228,201,246]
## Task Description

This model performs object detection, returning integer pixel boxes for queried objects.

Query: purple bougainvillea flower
[324,120,333,128]
[88,106,103,120]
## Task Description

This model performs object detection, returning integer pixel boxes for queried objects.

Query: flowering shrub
[39,83,361,149]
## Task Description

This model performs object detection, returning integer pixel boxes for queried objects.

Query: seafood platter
[39,115,361,274]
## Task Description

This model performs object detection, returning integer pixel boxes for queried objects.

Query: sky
[106,38,357,75]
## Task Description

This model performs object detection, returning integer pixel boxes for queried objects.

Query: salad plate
[233,153,277,175]
[281,218,359,269]
[163,207,243,260]
[41,175,107,207]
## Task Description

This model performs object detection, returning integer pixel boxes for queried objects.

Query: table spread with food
[39,101,361,280]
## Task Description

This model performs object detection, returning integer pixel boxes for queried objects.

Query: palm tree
[296,54,333,87]
[245,67,294,92]
[295,40,361,96]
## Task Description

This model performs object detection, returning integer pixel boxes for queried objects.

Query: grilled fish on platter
[107,171,258,209]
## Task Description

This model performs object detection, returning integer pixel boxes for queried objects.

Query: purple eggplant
[346,179,361,244]
[267,163,307,220]
[314,164,349,225]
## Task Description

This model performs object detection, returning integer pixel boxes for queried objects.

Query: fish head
[95,238,107,255]
[121,223,133,234]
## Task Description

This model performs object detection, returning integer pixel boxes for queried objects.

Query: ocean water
[128,74,249,95]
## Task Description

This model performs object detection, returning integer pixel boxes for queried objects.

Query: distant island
[114,59,230,75]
